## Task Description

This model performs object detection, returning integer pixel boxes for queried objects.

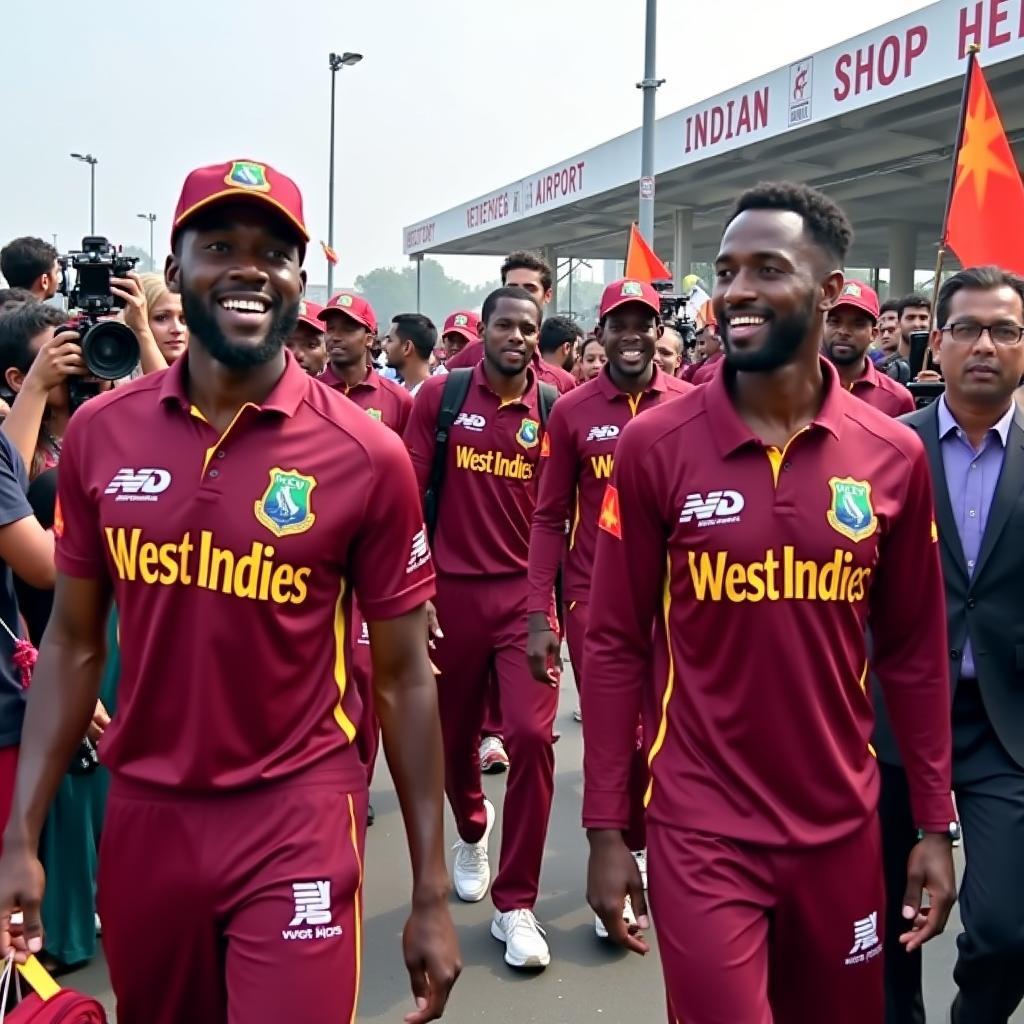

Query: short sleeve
[350,429,436,620]
[53,410,107,579]
[0,436,32,529]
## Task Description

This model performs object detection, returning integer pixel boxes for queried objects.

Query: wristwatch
[917,821,961,842]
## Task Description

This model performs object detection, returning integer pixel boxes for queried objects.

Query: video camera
[651,281,698,347]
[58,237,141,407]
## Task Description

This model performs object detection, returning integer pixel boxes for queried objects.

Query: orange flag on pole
[944,56,1024,275]
[320,240,339,266]
[624,223,672,284]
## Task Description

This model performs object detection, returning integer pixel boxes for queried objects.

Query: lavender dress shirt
[936,395,1016,678]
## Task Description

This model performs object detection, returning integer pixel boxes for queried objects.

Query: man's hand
[402,895,461,1023]
[899,832,957,953]
[587,829,649,955]
[22,331,87,393]
[110,273,149,338]
[914,369,942,383]
[0,842,46,963]
[425,600,443,650]
[526,612,561,687]
[86,700,110,744]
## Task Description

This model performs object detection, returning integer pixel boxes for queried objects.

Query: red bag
[0,956,106,1024]
[5,990,107,1023]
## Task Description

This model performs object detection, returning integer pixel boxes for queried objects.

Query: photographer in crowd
[0,238,61,302]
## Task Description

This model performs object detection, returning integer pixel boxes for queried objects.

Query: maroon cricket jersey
[528,365,692,614]
[55,352,435,792]
[319,363,414,434]
[582,359,954,845]
[404,362,548,577]
[444,340,576,395]
[847,357,915,417]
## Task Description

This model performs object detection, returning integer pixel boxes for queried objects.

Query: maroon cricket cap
[599,279,661,320]
[318,293,378,334]
[296,299,325,333]
[832,280,880,322]
[442,310,482,344]
[171,159,309,251]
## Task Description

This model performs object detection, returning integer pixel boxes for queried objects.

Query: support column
[672,208,693,291]
[888,223,917,297]
[542,245,558,314]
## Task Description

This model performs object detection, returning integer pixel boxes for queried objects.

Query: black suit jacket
[873,400,1024,770]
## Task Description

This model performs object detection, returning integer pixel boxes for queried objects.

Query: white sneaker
[594,895,637,940]
[633,848,648,890]
[452,799,495,902]
[491,908,551,968]
[479,735,509,774]
[572,706,583,723]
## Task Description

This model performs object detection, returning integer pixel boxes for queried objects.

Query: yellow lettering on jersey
[104,527,312,606]
[590,453,614,480]
[687,546,871,603]
[454,445,534,481]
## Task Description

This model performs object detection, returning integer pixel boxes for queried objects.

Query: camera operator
[0,238,61,302]
[0,304,90,477]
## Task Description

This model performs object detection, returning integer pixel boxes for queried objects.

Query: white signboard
[404,0,1024,254]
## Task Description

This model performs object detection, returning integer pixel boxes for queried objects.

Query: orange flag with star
[945,59,1024,275]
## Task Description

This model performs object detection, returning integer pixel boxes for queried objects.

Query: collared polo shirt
[528,365,691,613]
[319,363,413,434]
[848,356,915,417]
[444,340,576,395]
[404,362,548,578]
[582,358,954,845]
[55,352,434,792]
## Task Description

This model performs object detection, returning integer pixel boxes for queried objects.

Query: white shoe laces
[454,838,488,873]
[504,909,546,940]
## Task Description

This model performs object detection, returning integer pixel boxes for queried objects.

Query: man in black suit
[877,265,1024,1024]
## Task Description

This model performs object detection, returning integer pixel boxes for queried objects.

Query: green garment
[39,610,120,966]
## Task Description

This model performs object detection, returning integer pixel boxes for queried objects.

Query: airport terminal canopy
[402,0,1024,274]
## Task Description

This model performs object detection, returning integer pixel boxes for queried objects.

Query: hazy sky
[0,0,928,288]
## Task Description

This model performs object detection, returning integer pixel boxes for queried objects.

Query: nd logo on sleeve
[255,468,318,537]
[826,477,877,543]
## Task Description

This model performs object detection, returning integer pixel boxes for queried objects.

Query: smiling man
[824,280,913,416]
[318,292,413,433]
[0,159,460,1024]
[527,279,692,936]
[583,181,956,1024]
[404,287,559,971]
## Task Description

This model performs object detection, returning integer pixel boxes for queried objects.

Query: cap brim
[601,297,661,320]
[318,307,374,332]
[173,189,309,245]
[832,300,878,322]
[444,327,478,344]
[296,315,325,333]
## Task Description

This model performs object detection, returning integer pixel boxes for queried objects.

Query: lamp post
[327,51,363,296]
[70,153,98,234]
[137,213,157,271]
[636,0,664,242]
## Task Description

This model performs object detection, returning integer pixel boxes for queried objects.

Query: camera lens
[80,321,140,380]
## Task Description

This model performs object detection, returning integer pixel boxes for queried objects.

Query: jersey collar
[595,363,667,401]
[472,358,538,407]
[706,355,845,458]
[160,348,309,418]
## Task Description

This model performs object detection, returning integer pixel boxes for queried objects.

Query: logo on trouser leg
[281,881,343,940]
[844,911,882,965]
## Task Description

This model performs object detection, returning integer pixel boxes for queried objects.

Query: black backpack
[422,368,557,540]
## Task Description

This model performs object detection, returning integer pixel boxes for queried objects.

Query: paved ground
[67,671,1021,1022]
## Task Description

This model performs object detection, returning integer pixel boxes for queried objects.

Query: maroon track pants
[433,572,558,911]
[648,819,885,1024]
[566,600,647,852]
[98,771,367,1024]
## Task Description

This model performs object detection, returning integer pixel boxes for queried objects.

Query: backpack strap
[423,369,473,541]
[537,381,558,429]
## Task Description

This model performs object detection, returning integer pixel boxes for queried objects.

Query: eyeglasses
[941,321,1024,346]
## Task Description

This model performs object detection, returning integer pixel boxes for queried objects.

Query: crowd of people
[0,158,1019,1024]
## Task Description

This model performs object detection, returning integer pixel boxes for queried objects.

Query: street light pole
[71,153,99,234]
[137,213,157,271]
[636,0,664,242]
[327,51,363,296]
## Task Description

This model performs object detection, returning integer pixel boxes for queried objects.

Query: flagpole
[931,44,980,320]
